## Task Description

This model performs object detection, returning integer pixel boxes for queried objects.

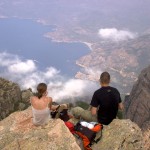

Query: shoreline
[43,32,93,51]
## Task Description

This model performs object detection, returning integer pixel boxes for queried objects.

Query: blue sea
[0,18,89,77]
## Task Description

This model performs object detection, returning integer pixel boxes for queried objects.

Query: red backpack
[65,121,75,134]
[65,121,103,150]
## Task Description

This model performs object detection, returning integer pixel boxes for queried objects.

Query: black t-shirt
[90,86,121,125]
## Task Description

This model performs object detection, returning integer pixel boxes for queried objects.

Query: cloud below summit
[98,28,137,42]
[0,52,97,102]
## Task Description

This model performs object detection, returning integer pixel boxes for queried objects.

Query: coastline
[43,32,93,51]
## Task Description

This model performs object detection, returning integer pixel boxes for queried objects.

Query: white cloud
[0,52,20,66]
[44,67,60,79]
[8,60,36,74]
[0,52,36,74]
[0,52,98,102]
[47,79,97,102]
[98,28,137,42]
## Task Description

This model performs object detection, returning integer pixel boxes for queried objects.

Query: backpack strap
[56,105,60,110]
[90,124,103,145]
[93,129,102,143]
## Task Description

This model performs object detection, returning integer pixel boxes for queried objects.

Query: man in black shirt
[90,72,123,125]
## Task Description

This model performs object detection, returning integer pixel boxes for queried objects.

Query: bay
[0,18,89,76]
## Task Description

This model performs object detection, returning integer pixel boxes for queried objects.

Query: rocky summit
[0,107,80,150]
[0,107,144,150]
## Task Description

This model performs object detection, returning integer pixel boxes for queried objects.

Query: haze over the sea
[0,18,97,102]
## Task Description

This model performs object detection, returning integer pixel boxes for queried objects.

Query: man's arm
[118,102,124,110]
[91,106,97,115]
[114,88,123,110]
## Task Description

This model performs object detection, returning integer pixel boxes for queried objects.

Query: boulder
[71,107,97,122]
[124,65,150,131]
[0,78,34,120]
[20,89,33,110]
[0,107,81,150]
[0,78,21,120]
[91,119,143,150]
[21,89,33,104]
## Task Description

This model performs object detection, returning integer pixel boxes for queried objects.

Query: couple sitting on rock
[30,71,123,126]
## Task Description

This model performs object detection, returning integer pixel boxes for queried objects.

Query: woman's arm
[48,97,53,110]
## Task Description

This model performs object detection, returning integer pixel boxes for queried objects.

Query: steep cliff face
[0,107,144,150]
[0,78,33,121]
[0,78,21,120]
[124,65,150,131]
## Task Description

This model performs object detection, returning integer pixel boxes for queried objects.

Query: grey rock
[124,65,150,131]
[0,108,81,150]
[21,89,33,103]
[0,78,21,120]
[0,107,145,150]
[92,119,143,150]
[71,107,97,122]
[0,78,34,120]
[18,102,26,110]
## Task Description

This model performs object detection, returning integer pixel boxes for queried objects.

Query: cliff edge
[0,107,144,150]
[124,65,150,131]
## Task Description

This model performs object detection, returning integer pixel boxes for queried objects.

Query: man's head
[99,72,110,86]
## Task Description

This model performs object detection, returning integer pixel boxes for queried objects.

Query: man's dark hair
[100,72,110,84]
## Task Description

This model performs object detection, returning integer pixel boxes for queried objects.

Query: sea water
[0,18,90,77]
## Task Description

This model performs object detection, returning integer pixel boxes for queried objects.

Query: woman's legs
[51,104,68,111]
